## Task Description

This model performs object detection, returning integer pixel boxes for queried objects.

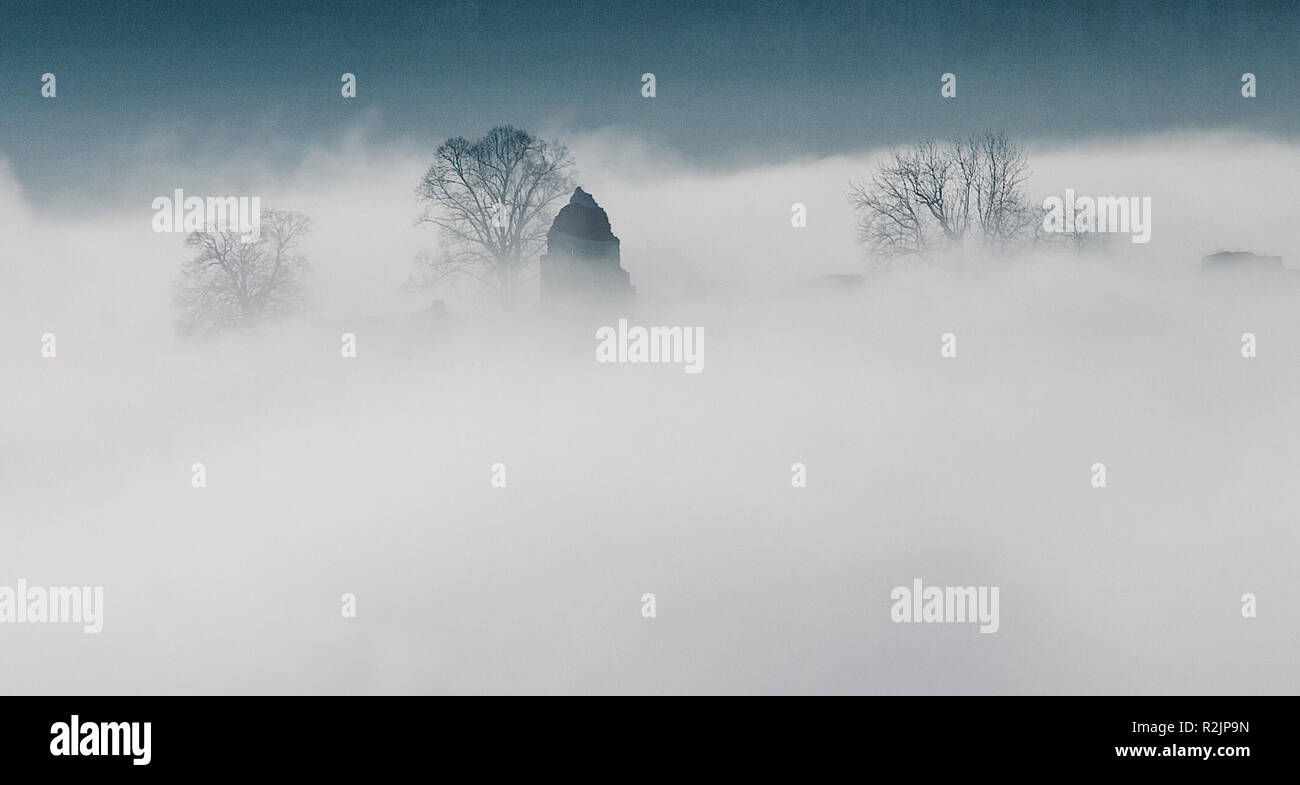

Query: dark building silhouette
[540,188,634,305]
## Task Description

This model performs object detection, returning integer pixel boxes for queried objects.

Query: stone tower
[540,188,634,305]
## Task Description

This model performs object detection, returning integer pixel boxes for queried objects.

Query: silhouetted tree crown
[412,125,576,307]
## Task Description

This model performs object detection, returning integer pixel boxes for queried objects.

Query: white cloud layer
[1,128,1297,693]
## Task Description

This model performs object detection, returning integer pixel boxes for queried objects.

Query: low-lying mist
[1,129,1297,693]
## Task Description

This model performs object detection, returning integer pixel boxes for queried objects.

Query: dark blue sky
[1,0,1296,202]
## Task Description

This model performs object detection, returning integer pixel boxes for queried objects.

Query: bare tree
[849,132,1033,261]
[912,138,972,244]
[1033,201,1113,252]
[174,208,311,336]
[969,132,1034,250]
[848,152,930,260]
[412,125,575,307]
